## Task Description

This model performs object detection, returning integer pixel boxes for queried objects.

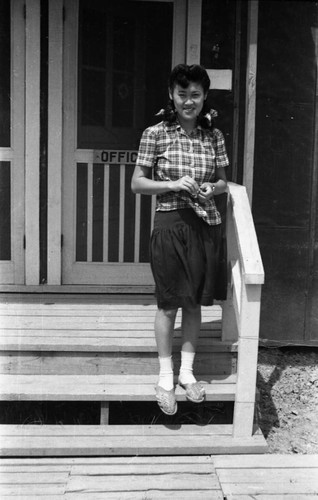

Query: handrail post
[233,282,262,437]
[222,183,264,438]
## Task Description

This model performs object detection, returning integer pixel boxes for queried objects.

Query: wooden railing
[222,182,265,438]
[73,151,156,264]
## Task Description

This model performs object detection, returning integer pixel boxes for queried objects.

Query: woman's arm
[131,164,200,197]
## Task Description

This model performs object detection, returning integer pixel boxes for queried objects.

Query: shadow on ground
[256,346,318,452]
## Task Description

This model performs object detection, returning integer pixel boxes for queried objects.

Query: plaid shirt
[136,120,229,225]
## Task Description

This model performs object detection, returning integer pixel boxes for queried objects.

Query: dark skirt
[150,209,227,310]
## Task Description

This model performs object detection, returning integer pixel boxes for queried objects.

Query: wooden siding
[253,1,318,344]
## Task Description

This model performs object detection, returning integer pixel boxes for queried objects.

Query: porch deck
[0,454,317,499]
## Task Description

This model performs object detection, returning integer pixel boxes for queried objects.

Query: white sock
[179,350,197,385]
[158,356,174,391]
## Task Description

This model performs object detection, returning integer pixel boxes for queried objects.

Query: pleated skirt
[150,208,227,310]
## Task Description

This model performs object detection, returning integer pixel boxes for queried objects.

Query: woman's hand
[198,182,214,203]
[170,175,200,197]
[198,170,228,203]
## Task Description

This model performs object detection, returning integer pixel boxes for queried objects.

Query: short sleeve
[212,128,230,169]
[136,127,157,169]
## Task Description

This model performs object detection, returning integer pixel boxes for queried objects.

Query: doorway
[61,0,189,286]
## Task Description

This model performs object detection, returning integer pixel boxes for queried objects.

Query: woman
[131,64,229,415]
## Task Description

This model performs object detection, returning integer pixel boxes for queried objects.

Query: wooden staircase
[0,183,268,456]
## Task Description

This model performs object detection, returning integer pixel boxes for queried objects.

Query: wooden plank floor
[213,454,318,499]
[0,455,317,499]
[0,456,223,499]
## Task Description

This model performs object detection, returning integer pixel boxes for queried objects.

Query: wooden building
[0,0,317,460]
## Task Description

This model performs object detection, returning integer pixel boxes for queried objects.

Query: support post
[233,283,262,437]
[100,402,109,425]
[25,0,40,284]
[186,0,202,65]
[47,0,63,284]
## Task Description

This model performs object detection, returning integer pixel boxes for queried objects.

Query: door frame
[0,0,25,285]
[25,0,41,285]
[47,0,63,284]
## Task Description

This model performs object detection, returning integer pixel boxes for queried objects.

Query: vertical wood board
[25,0,41,285]
[242,0,258,205]
[10,0,25,284]
[47,0,63,285]
[186,0,202,65]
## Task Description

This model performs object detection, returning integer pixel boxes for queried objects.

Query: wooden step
[0,374,236,402]
[0,424,268,456]
[0,300,228,353]
[0,350,236,377]
[0,335,236,353]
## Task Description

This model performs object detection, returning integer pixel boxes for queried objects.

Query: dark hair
[160,64,214,129]
[169,64,210,94]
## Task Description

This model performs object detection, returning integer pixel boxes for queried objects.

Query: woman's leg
[154,307,177,357]
[179,305,205,402]
[154,307,177,391]
[180,304,201,354]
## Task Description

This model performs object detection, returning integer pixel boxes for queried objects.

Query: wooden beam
[227,183,264,285]
[47,0,63,284]
[232,0,242,183]
[100,402,109,425]
[186,0,202,65]
[61,0,78,284]
[11,0,25,284]
[0,424,267,456]
[243,0,259,205]
[172,0,187,66]
[25,0,41,285]
[233,284,262,438]
[0,374,236,401]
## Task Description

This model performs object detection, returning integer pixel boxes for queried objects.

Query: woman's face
[169,82,207,127]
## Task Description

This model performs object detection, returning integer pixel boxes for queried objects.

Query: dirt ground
[257,346,318,454]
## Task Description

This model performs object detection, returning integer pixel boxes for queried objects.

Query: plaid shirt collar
[164,119,204,137]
